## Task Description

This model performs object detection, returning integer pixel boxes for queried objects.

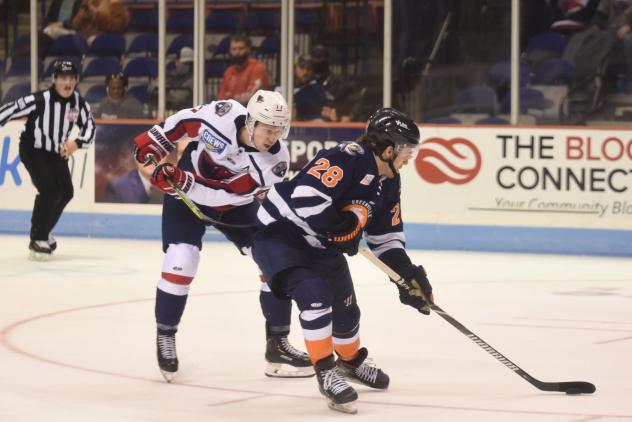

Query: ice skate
[156,331,178,382]
[48,233,57,252]
[336,347,389,390]
[28,240,52,261]
[265,336,315,378]
[315,355,358,414]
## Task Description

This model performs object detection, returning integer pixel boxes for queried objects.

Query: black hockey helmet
[365,107,420,154]
[53,59,78,78]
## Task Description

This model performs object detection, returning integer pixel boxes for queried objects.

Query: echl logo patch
[339,142,364,156]
[67,108,79,122]
[360,174,375,185]
[214,101,232,117]
[271,161,288,178]
[201,129,228,153]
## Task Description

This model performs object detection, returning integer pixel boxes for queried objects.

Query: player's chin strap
[146,154,255,229]
[378,151,398,175]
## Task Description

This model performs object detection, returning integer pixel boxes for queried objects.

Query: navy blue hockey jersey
[257,141,406,255]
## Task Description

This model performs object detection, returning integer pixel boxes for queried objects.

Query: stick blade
[559,381,596,395]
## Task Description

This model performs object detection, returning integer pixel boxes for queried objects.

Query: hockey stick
[357,246,596,395]
[145,154,255,228]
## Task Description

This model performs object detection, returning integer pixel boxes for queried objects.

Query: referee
[0,60,95,260]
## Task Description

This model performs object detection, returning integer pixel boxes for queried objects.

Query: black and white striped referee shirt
[0,87,95,153]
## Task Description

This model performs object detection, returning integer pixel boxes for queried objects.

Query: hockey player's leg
[155,243,200,382]
[288,267,358,413]
[260,282,314,378]
[330,262,390,390]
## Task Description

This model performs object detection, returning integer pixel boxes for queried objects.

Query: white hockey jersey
[147,99,290,209]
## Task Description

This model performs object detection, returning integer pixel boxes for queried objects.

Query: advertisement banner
[404,126,632,229]
[0,121,93,212]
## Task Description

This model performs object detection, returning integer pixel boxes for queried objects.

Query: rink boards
[0,120,630,256]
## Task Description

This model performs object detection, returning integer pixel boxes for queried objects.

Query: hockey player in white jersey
[132,90,313,382]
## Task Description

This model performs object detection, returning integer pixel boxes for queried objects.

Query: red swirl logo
[415,137,481,184]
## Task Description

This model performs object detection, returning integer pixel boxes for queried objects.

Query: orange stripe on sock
[305,337,334,365]
[334,338,360,361]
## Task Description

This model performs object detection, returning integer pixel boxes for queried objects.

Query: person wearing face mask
[95,72,147,119]
[250,108,434,414]
[0,60,95,260]
[132,90,314,383]
[217,34,270,105]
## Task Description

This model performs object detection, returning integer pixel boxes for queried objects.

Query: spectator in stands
[43,0,128,43]
[592,0,632,91]
[293,54,336,121]
[95,72,148,119]
[166,47,194,110]
[310,44,362,121]
[550,0,600,37]
[217,34,270,105]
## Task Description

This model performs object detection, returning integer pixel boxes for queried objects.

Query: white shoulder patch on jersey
[339,141,365,156]
[214,101,232,117]
[201,129,229,153]
[17,98,26,110]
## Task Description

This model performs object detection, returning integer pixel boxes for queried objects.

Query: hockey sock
[155,288,188,328]
[260,283,292,338]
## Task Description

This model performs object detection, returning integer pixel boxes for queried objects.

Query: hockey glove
[150,163,194,195]
[327,200,372,256]
[392,264,434,315]
[133,129,175,165]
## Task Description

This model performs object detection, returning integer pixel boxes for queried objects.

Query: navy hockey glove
[392,265,434,315]
[327,200,372,256]
[150,163,194,195]
[133,129,175,165]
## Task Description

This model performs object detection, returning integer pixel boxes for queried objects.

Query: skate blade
[327,399,357,414]
[265,362,315,378]
[160,369,176,383]
[28,251,51,262]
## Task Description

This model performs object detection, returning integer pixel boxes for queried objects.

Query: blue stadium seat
[87,34,126,57]
[2,82,31,103]
[500,87,549,112]
[84,84,107,103]
[533,58,575,85]
[47,34,88,57]
[475,116,509,125]
[488,59,531,88]
[126,33,158,56]
[426,116,462,124]
[245,8,279,33]
[167,8,194,32]
[124,57,158,78]
[128,8,158,32]
[455,85,497,114]
[258,36,279,54]
[9,34,30,58]
[5,57,44,78]
[167,34,193,56]
[525,32,567,57]
[128,84,150,103]
[212,35,231,56]
[82,57,121,79]
[43,56,81,79]
[206,9,242,33]
[205,60,230,78]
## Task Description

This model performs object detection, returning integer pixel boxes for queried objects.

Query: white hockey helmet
[246,90,291,140]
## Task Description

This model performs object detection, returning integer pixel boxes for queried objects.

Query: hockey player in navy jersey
[132,90,313,382]
[251,108,434,414]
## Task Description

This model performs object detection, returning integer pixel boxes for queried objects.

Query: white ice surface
[0,235,631,421]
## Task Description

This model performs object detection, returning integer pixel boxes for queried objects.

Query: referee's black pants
[19,144,74,242]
